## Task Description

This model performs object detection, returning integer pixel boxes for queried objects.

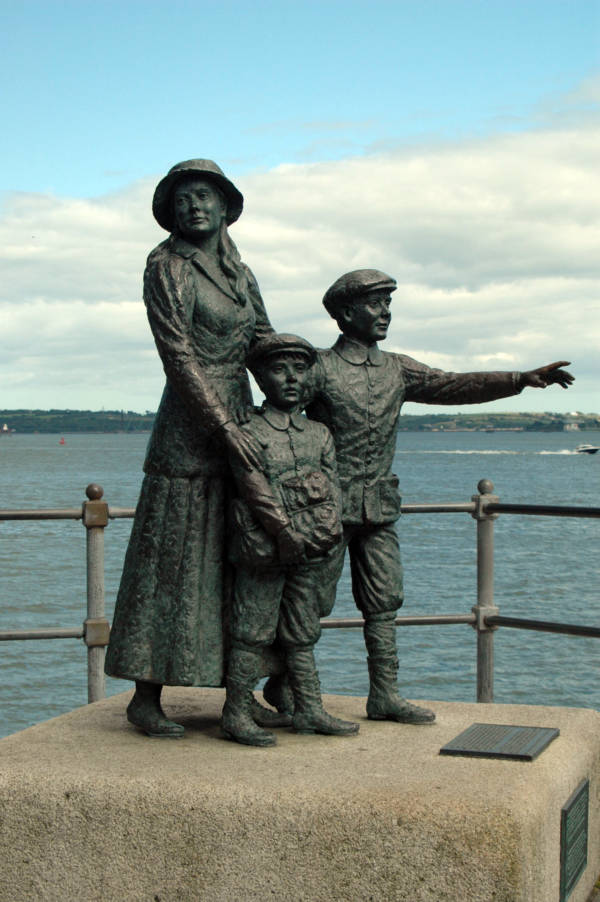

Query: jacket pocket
[379,474,402,522]
[338,476,363,525]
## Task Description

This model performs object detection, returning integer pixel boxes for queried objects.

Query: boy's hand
[520,361,574,389]
[277,526,305,565]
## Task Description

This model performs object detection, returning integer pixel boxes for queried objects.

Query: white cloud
[1,123,598,413]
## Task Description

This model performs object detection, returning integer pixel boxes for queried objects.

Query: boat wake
[539,449,579,456]
[398,449,521,455]
[398,449,580,456]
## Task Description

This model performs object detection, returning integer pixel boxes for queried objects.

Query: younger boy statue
[223,333,360,747]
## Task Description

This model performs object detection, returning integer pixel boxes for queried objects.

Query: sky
[1,0,599,415]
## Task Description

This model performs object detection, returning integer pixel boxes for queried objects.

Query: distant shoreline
[2,409,599,434]
[0,431,154,436]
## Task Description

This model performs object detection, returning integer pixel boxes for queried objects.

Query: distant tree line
[398,412,600,432]
[0,409,155,433]
[0,409,598,434]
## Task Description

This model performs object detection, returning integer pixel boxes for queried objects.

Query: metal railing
[0,479,598,704]
[0,483,134,703]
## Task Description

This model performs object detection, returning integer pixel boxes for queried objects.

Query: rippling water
[0,429,598,737]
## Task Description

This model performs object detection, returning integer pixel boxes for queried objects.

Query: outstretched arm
[519,361,574,390]
[400,355,523,405]
[400,355,574,405]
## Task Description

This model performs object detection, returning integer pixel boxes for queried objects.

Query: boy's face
[340,290,392,343]
[259,353,312,411]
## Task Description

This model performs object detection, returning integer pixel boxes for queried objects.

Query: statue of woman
[105,159,274,737]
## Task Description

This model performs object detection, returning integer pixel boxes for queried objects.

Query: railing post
[82,484,110,703]
[471,478,499,703]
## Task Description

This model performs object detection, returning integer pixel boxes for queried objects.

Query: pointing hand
[521,361,574,390]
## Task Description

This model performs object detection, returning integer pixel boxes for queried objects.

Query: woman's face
[173,178,226,242]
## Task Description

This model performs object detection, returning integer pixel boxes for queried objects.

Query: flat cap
[323,269,397,316]
[152,159,244,231]
[247,333,317,373]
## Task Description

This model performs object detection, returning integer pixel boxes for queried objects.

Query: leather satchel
[229,470,342,567]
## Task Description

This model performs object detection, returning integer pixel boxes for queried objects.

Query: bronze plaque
[560,779,589,902]
[439,723,560,761]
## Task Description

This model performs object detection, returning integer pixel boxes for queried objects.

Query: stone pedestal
[0,689,598,901]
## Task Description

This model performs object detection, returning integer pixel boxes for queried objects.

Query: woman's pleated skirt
[105,473,231,686]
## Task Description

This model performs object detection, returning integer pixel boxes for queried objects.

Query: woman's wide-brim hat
[152,159,244,231]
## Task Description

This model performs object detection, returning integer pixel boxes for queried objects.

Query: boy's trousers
[231,559,331,649]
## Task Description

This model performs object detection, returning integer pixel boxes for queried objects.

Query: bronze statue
[105,166,575,744]
[105,160,277,737]
[262,269,573,726]
[223,334,359,746]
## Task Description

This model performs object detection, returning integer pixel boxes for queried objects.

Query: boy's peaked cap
[323,269,397,316]
[247,333,317,373]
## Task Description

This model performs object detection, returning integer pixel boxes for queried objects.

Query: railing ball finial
[477,478,494,495]
[85,483,104,501]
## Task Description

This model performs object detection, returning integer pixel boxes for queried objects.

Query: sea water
[0,429,598,738]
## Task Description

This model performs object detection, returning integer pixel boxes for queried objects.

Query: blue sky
[1,0,599,414]
[2,0,598,195]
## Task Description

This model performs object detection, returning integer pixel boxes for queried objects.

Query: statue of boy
[223,333,360,747]
[296,269,573,726]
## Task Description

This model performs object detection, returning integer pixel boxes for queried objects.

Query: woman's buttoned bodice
[142,236,272,477]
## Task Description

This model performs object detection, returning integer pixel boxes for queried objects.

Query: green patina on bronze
[223,336,359,746]
[104,160,273,737]
[105,172,575,742]
[306,269,574,726]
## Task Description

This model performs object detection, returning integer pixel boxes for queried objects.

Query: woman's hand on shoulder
[220,421,262,471]
[233,402,255,425]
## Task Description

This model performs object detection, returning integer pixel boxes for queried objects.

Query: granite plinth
[0,688,599,902]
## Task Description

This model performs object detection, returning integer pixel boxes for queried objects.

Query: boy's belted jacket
[307,335,523,527]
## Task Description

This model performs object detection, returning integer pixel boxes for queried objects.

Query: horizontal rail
[0,628,84,641]
[486,615,600,638]
[0,506,136,521]
[321,613,476,629]
[487,502,600,518]
[3,613,597,641]
[2,502,599,521]
[400,503,476,514]
[0,509,82,520]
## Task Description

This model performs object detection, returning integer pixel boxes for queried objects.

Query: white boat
[576,443,599,454]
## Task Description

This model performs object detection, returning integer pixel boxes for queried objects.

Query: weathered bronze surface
[439,722,560,760]
[306,269,574,725]
[105,160,273,737]
[105,189,575,741]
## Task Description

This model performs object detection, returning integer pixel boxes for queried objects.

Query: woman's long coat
[105,235,272,686]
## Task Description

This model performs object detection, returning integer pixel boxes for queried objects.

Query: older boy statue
[294,269,573,726]
[223,333,359,747]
